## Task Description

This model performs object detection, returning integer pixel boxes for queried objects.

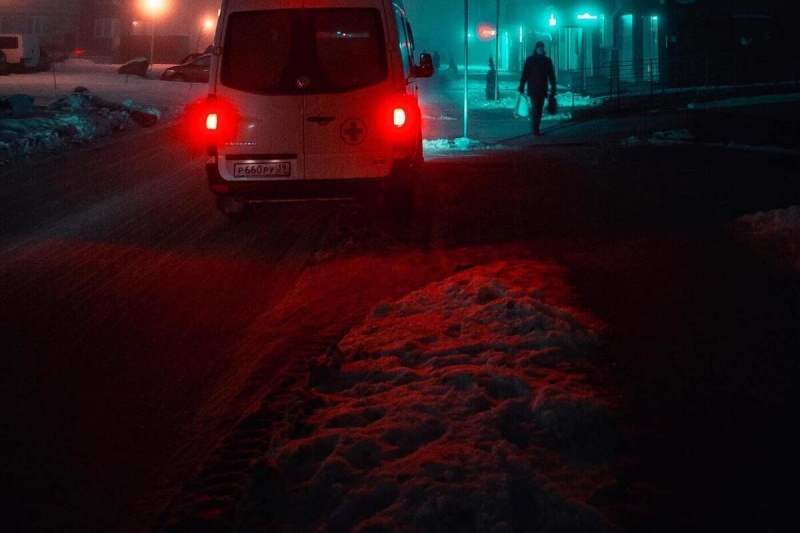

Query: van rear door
[302,7,393,180]
[216,4,393,181]
[218,8,305,181]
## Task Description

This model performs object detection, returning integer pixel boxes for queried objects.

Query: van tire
[216,196,252,220]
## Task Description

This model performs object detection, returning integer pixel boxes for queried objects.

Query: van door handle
[307,116,335,124]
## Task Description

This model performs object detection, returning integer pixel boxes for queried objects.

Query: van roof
[221,0,405,10]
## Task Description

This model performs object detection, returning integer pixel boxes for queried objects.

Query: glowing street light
[196,17,215,52]
[143,0,166,67]
[549,13,557,27]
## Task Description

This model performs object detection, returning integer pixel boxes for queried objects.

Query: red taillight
[393,107,407,128]
[383,95,420,140]
[208,98,240,142]
[175,97,240,154]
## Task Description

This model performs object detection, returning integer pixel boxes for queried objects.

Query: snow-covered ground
[228,260,643,531]
[0,58,206,110]
[1,58,797,304]
[3,58,799,530]
[0,59,206,165]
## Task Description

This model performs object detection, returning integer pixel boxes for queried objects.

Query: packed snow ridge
[230,261,646,532]
[0,89,159,166]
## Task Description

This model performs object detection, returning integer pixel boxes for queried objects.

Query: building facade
[0,0,82,50]
[4,0,798,80]
[0,0,221,60]
[425,0,800,93]
[519,0,799,91]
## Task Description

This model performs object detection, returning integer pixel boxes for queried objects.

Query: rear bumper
[206,162,385,201]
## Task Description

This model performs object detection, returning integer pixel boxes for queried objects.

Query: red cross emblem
[340,119,366,145]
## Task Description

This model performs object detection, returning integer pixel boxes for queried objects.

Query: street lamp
[143,0,166,67]
[196,18,214,53]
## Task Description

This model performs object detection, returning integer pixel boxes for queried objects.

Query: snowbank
[0,90,160,166]
[231,261,649,532]
[730,206,800,274]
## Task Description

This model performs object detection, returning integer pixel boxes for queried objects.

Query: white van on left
[0,33,46,72]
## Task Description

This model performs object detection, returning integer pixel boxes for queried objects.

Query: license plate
[233,161,291,178]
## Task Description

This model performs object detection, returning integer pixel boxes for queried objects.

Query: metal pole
[149,17,155,67]
[463,0,468,139]
[494,0,500,101]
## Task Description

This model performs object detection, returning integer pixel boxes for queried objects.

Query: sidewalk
[419,72,800,150]
[688,93,800,148]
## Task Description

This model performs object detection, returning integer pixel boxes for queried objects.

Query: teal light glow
[577,12,598,20]
[549,13,557,27]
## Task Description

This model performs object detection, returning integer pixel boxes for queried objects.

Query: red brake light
[380,95,421,153]
[393,107,407,128]
[175,97,240,154]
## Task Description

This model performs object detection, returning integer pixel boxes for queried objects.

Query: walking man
[519,41,556,136]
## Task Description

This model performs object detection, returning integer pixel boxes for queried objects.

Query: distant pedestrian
[486,56,497,100]
[448,55,458,79]
[432,50,441,73]
[518,41,556,136]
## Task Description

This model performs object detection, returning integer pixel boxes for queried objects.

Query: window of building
[94,18,120,38]
[0,15,47,35]
[620,14,634,81]
[600,15,613,47]
[558,27,583,71]
[643,16,660,82]
[29,16,47,35]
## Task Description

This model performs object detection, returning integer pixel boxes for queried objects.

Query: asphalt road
[1,111,799,531]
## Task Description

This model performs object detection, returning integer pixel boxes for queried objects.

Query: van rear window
[221,9,387,94]
[0,36,19,49]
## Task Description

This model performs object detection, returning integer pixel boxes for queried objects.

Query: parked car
[161,54,211,83]
[179,52,206,65]
[118,57,150,77]
[0,50,10,76]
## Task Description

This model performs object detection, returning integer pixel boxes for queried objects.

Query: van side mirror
[415,53,434,78]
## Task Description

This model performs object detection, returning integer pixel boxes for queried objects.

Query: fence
[565,54,800,109]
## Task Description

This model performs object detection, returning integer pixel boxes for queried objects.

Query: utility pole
[463,0,469,139]
[494,0,500,101]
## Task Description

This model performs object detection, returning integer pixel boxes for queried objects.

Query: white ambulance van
[201,0,432,218]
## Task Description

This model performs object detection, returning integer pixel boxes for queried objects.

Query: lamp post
[494,0,499,101]
[463,0,468,139]
[144,0,165,67]
[196,18,213,53]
